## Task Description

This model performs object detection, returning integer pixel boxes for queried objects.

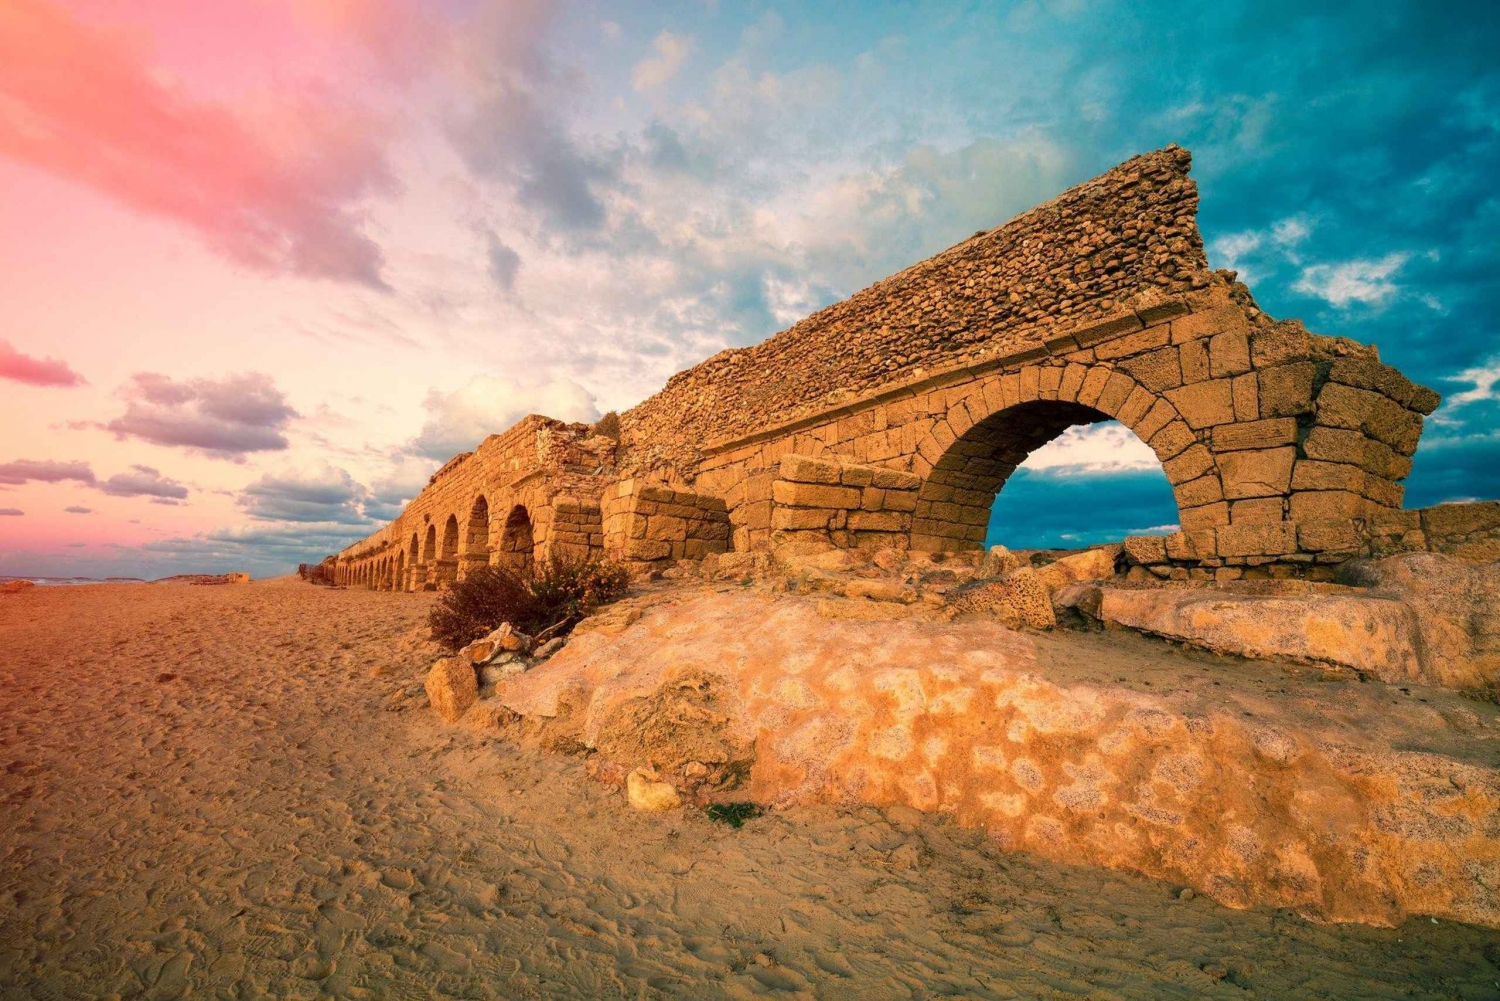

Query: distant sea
[1,577,147,586]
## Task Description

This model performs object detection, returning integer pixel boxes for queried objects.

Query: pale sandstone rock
[946,567,1055,629]
[458,636,499,665]
[1093,586,1422,682]
[840,578,914,604]
[480,661,524,686]
[976,545,1021,579]
[495,589,1500,929]
[626,769,682,812]
[1336,552,1500,693]
[0,579,35,595]
[425,657,478,722]
[485,622,532,654]
[1035,546,1121,594]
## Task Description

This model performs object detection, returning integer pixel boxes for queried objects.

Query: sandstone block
[1230,498,1284,524]
[1209,329,1251,377]
[1178,502,1229,531]
[1216,522,1297,557]
[1298,519,1360,553]
[1289,490,1367,522]
[1232,372,1259,421]
[1248,322,1311,367]
[1094,324,1171,361]
[1316,383,1424,455]
[1290,460,1364,493]
[1219,447,1296,499]
[1095,371,1136,415]
[1122,535,1168,565]
[1036,546,1120,593]
[1302,427,1412,480]
[871,467,921,490]
[1165,379,1236,429]
[1165,529,1217,560]
[883,489,919,512]
[425,657,478,723]
[847,510,909,532]
[625,538,673,560]
[1119,345,1183,391]
[840,465,875,487]
[1421,500,1500,538]
[772,481,862,509]
[1149,420,1197,460]
[780,454,842,484]
[1163,443,1215,484]
[1212,418,1297,452]
[1257,363,1317,418]
[771,507,835,531]
[1327,357,1441,414]
[977,545,1022,578]
[1170,305,1249,343]
[1178,337,1210,382]
[1175,473,1224,508]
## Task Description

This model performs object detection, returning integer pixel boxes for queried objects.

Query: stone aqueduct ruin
[329,146,1468,590]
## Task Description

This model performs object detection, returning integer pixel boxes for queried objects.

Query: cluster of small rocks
[420,621,569,723]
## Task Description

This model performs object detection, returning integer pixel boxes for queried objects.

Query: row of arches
[339,495,536,590]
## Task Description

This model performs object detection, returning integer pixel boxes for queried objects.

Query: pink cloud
[0,0,400,287]
[0,339,86,387]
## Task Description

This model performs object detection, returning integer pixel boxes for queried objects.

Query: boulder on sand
[945,567,1056,629]
[425,657,478,722]
[626,769,681,812]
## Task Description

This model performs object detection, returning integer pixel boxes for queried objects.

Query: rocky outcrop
[1074,553,1499,694]
[485,587,1500,929]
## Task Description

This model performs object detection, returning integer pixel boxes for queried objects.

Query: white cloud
[1207,230,1262,277]
[600,21,622,41]
[1018,422,1161,474]
[1293,252,1410,309]
[1447,358,1500,407]
[408,374,600,460]
[632,31,691,92]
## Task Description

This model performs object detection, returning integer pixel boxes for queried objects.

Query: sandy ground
[2,578,1498,1000]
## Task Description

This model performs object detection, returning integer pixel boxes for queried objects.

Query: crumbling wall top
[620,145,1206,473]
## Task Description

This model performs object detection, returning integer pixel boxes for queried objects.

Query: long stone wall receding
[327,145,1480,588]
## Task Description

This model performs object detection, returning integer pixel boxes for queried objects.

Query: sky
[1,0,1497,578]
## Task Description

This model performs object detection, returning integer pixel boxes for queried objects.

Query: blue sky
[1,0,1497,575]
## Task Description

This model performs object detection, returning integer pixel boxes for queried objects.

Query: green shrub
[704,802,762,828]
[428,556,630,651]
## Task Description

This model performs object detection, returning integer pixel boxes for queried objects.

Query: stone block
[1302,427,1412,480]
[883,489,919,512]
[847,510,910,532]
[1290,460,1364,493]
[1229,497,1284,524]
[1219,447,1295,499]
[1256,362,1316,419]
[1163,443,1215,484]
[1119,345,1183,391]
[1249,323,1311,367]
[1134,399,1178,443]
[1165,529,1217,560]
[1094,324,1171,361]
[1094,372,1135,416]
[1076,366,1112,407]
[1165,379,1236,429]
[1115,386,1155,429]
[1148,420,1197,461]
[1170,305,1249,343]
[1175,473,1224,508]
[1179,337,1210,383]
[1232,372,1258,421]
[1298,519,1360,553]
[1058,363,1088,401]
[772,480,862,509]
[1215,522,1298,558]
[1179,501,1229,531]
[1326,357,1441,414]
[839,465,875,487]
[1122,535,1168,565]
[1289,490,1366,522]
[624,538,673,560]
[780,453,842,484]
[1209,329,1251,377]
[1211,417,1297,451]
[1315,383,1424,455]
[871,467,921,489]
[645,515,688,541]
[1421,500,1500,538]
[771,506,835,532]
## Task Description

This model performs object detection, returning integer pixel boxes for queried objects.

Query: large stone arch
[498,504,535,572]
[908,363,1203,551]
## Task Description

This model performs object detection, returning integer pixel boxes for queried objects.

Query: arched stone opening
[498,505,535,572]
[395,551,405,591]
[441,515,459,559]
[911,365,1201,552]
[461,496,491,580]
[423,524,437,561]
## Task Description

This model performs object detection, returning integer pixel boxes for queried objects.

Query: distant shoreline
[0,575,253,586]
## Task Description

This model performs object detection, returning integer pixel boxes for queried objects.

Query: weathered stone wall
[601,481,730,570]
[329,145,1471,586]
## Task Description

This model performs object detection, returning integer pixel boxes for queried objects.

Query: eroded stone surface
[425,656,478,723]
[491,587,1500,929]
